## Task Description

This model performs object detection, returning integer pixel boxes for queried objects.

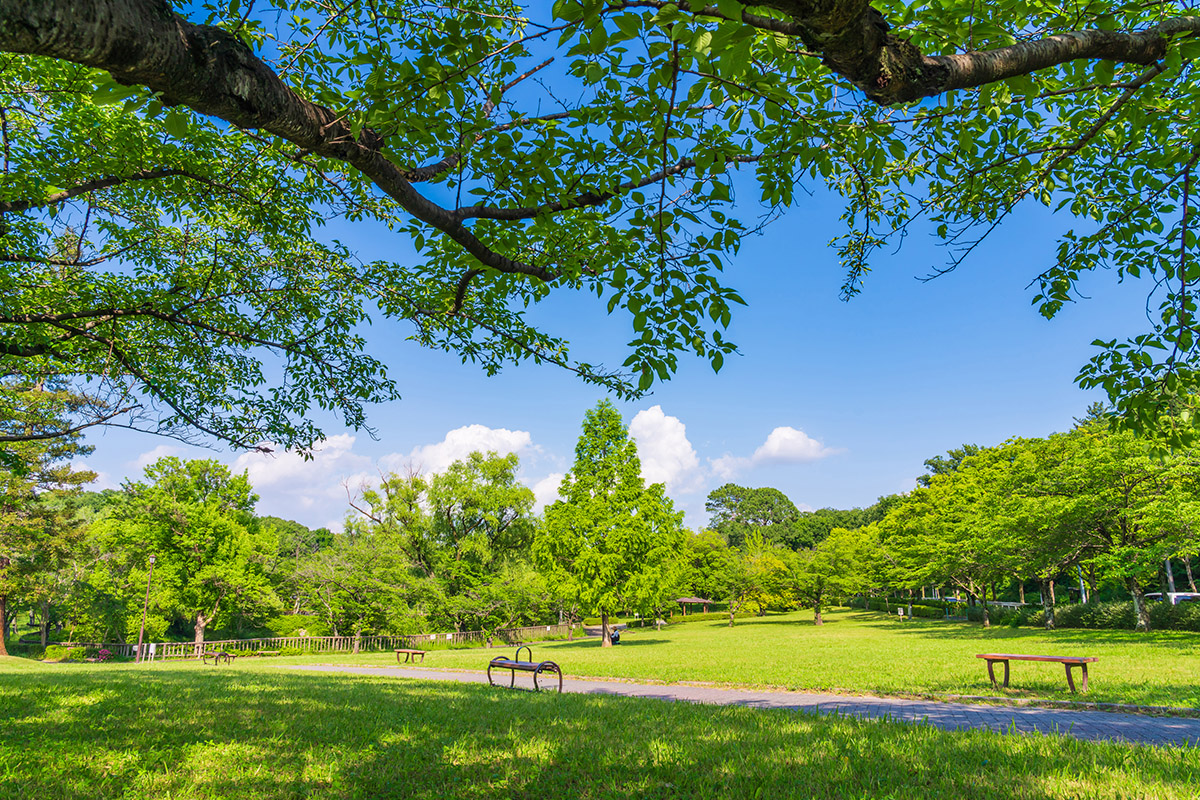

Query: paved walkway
[284,665,1200,747]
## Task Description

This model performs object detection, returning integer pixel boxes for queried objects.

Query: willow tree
[3,1,1200,448]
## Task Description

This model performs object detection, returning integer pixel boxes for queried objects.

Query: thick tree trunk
[1129,579,1151,632]
[40,599,49,648]
[1018,580,1026,605]
[980,593,990,628]
[600,611,612,648]
[1186,555,1197,593]
[1041,579,1056,630]
[1165,558,1177,593]
[194,612,207,657]
[813,597,823,626]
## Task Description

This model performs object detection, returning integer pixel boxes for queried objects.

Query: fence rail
[62,624,578,661]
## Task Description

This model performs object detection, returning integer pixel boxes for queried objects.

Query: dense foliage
[3,1,1200,450]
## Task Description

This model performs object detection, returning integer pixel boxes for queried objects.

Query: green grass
[4,657,1200,799]
[283,609,1200,708]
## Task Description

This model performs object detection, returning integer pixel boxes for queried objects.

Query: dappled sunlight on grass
[4,661,1200,798]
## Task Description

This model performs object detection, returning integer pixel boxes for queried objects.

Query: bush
[42,645,87,662]
[266,614,331,638]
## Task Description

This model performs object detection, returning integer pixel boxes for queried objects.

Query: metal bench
[487,645,562,692]
[976,653,1098,693]
[201,650,236,665]
[394,648,427,664]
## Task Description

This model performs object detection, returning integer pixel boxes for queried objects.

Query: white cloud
[629,405,704,493]
[530,472,564,513]
[708,426,838,479]
[74,460,117,491]
[709,454,746,480]
[128,444,183,473]
[383,424,534,475]
[232,434,373,513]
[752,426,838,463]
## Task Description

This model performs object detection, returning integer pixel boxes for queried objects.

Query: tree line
[7,384,1200,655]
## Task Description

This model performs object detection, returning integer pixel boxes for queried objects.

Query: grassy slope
[287,609,1200,708]
[4,657,1200,800]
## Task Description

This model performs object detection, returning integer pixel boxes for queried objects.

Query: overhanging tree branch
[0,0,555,281]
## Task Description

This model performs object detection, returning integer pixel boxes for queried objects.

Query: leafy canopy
[3,1,1200,446]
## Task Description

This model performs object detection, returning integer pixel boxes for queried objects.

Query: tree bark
[1041,579,1056,630]
[1018,580,1025,605]
[1186,555,1197,593]
[600,611,612,648]
[1165,558,1177,593]
[40,599,49,648]
[193,612,207,656]
[1129,578,1151,632]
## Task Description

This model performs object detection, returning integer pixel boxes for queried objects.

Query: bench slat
[976,654,1098,664]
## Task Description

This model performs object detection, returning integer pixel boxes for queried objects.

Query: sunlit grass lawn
[281,609,1200,708]
[5,657,1200,800]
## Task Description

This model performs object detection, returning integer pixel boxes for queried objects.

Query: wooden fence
[75,624,580,661]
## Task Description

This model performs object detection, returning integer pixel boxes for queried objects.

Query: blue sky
[77,182,1151,532]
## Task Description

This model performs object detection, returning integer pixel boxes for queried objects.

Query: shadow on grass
[849,612,1200,649]
[3,667,1199,799]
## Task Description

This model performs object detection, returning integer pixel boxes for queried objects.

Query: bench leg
[986,659,1009,688]
[1065,663,1087,693]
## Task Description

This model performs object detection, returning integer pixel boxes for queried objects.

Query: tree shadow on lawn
[851,614,1200,651]
[4,668,1199,800]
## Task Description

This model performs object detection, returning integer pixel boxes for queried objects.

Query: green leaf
[163,110,188,138]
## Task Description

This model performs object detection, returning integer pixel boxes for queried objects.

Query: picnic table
[201,650,236,665]
[976,653,1098,693]
[487,645,562,692]
[395,648,427,664]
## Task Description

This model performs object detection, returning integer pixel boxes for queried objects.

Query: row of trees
[0,397,721,651]
[0,387,895,653]
[9,383,1198,653]
[865,418,1200,631]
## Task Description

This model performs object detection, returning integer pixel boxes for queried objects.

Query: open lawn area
[5,656,1200,800]
[287,609,1200,708]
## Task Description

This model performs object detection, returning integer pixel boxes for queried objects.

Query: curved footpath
[283,665,1200,747]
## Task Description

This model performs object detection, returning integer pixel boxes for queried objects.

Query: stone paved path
[283,665,1200,747]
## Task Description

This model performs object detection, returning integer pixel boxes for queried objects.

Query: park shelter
[675,597,713,615]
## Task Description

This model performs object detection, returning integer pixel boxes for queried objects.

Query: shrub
[42,645,87,662]
[267,614,331,638]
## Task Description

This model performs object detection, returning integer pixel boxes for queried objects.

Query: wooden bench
[977,653,1098,693]
[395,648,427,664]
[487,645,562,692]
[201,650,236,665]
